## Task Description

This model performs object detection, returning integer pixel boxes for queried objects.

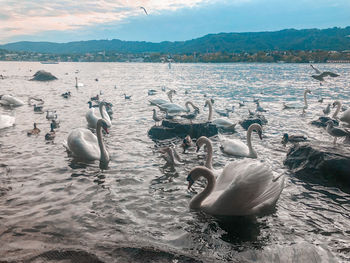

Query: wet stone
[30,70,58,81]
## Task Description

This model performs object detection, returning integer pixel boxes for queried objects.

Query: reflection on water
[0,62,349,262]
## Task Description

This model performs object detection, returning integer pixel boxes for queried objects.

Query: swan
[0,114,15,129]
[0,95,24,107]
[75,77,84,87]
[334,101,350,126]
[67,119,110,169]
[149,89,175,106]
[219,123,263,158]
[205,100,236,130]
[283,89,311,110]
[27,123,40,136]
[158,101,199,115]
[186,162,285,216]
[86,102,112,129]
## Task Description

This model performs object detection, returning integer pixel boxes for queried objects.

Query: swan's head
[305,89,312,95]
[187,166,212,190]
[332,101,341,108]
[196,136,210,152]
[98,119,109,134]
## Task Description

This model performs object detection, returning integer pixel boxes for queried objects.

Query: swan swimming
[86,102,112,129]
[0,114,15,130]
[205,100,236,131]
[0,95,24,107]
[67,119,110,169]
[219,123,263,158]
[187,161,285,216]
[283,89,311,110]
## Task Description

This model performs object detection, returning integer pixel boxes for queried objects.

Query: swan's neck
[167,92,173,103]
[206,101,213,121]
[99,103,109,122]
[185,101,197,112]
[332,101,341,119]
[96,122,109,169]
[189,169,215,210]
[303,91,308,108]
[247,126,257,158]
[75,78,78,86]
[204,140,213,170]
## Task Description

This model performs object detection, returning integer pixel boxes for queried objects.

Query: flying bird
[310,64,339,81]
[140,6,148,15]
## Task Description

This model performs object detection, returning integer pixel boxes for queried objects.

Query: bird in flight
[140,6,148,15]
[310,64,340,81]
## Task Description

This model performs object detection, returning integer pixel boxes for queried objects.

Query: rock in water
[284,142,350,192]
[30,70,57,81]
[240,114,268,130]
[148,120,218,140]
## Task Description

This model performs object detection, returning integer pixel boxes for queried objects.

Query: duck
[90,94,99,101]
[219,123,263,158]
[51,119,60,129]
[27,123,40,136]
[33,104,43,112]
[123,94,132,100]
[0,114,15,130]
[186,161,285,216]
[45,122,56,140]
[205,100,236,131]
[180,108,199,123]
[148,89,157,96]
[0,94,24,107]
[61,92,71,99]
[181,135,193,153]
[87,101,99,108]
[75,77,84,87]
[283,89,311,110]
[86,102,112,129]
[152,109,162,126]
[66,119,110,169]
[281,133,307,146]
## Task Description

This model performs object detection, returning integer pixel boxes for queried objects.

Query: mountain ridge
[1,27,350,54]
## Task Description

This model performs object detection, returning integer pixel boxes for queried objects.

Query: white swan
[0,95,24,107]
[283,89,311,110]
[149,89,175,106]
[75,77,84,87]
[333,101,350,125]
[86,102,112,129]
[158,101,199,115]
[205,100,236,130]
[219,123,263,158]
[0,114,15,129]
[67,119,110,169]
[186,162,285,216]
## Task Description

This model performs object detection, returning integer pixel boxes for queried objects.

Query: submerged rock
[148,119,218,140]
[239,114,268,130]
[284,142,350,192]
[30,70,57,81]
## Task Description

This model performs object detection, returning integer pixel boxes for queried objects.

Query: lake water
[0,62,349,262]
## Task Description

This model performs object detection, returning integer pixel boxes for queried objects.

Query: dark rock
[284,142,350,192]
[148,119,218,140]
[30,70,57,81]
[310,117,339,128]
[239,114,268,130]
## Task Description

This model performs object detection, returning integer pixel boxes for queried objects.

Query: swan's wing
[219,137,249,157]
[213,118,234,126]
[203,160,275,215]
[67,128,100,160]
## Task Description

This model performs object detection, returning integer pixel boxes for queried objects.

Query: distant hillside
[2,27,350,54]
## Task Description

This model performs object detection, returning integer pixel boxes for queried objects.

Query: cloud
[0,0,213,42]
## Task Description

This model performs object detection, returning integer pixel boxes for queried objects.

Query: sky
[0,0,349,44]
